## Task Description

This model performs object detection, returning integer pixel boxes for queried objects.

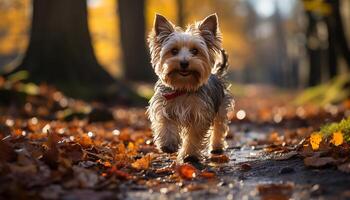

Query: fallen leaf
[199,171,216,179]
[131,154,152,170]
[183,183,205,192]
[338,162,350,173]
[177,164,197,180]
[0,140,17,162]
[103,161,112,168]
[258,183,294,200]
[78,135,93,147]
[210,154,230,163]
[310,132,322,150]
[109,166,131,180]
[331,131,343,146]
[42,131,59,169]
[63,143,85,163]
[240,163,252,171]
[304,156,336,167]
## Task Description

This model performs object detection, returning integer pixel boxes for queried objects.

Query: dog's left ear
[199,14,219,36]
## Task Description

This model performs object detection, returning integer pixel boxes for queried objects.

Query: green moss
[319,117,350,141]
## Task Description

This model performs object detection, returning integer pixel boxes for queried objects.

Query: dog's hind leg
[209,97,232,154]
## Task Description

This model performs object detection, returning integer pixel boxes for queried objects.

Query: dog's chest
[163,94,214,125]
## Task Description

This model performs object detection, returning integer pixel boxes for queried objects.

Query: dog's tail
[214,49,229,77]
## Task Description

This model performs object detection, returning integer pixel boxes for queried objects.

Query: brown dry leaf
[63,143,85,163]
[299,143,314,157]
[42,131,60,169]
[183,183,205,192]
[338,162,350,173]
[210,154,230,163]
[177,164,197,180]
[304,156,336,168]
[116,142,127,152]
[240,163,252,171]
[258,183,294,200]
[0,140,17,162]
[109,166,131,180]
[199,171,216,179]
[8,163,38,174]
[131,154,152,170]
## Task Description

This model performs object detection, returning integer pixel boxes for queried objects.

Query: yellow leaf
[331,131,343,146]
[131,154,152,170]
[310,132,322,150]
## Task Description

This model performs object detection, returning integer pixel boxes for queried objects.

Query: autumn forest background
[1,0,350,199]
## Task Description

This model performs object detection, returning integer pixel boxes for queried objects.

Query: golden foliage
[330,131,343,146]
[0,0,30,55]
[310,132,322,150]
[131,153,152,170]
[302,0,332,15]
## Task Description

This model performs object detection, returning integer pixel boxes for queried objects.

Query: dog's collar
[162,90,186,100]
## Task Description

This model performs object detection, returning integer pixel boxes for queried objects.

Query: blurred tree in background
[303,0,350,86]
[118,0,154,82]
[13,0,116,96]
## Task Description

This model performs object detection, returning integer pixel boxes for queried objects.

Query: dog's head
[148,14,222,91]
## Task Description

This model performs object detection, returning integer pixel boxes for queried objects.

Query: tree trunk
[176,0,186,27]
[332,0,350,68]
[16,0,115,92]
[118,0,154,82]
[325,16,337,78]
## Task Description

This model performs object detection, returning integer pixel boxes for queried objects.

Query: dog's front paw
[210,149,224,155]
[160,144,178,153]
[183,155,199,163]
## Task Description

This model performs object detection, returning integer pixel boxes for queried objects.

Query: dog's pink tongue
[162,91,186,100]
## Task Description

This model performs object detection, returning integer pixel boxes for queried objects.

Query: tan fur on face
[148,14,222,91]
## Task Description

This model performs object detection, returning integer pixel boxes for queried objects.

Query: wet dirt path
[124,122,350,200]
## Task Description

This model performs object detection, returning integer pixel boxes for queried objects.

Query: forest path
[125,122,350,200]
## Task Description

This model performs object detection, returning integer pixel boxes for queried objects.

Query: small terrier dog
[147,14,233,163]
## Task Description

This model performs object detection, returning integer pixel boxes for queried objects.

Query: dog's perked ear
[154,14,174,37]
[198,14,222,53]
[199,14,219,36]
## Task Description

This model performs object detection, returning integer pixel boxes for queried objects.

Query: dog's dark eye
[190,48,198,56]
[171,48,179,55]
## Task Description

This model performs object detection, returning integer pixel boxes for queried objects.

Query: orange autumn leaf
[104,161,112,168]
[200,171,216,179]
[330,131,343,146]
[177,164,196,180]
[131,154,152,170]
[116,143,126,154]
[310,132,322,150]
[79,134,93,147]
[127,142,138,156]
[210,154,230,163]
[109,166,131,180]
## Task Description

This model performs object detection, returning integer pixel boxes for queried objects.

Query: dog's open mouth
[178,71,191,76]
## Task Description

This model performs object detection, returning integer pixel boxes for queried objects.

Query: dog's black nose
[180,61,189,69]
